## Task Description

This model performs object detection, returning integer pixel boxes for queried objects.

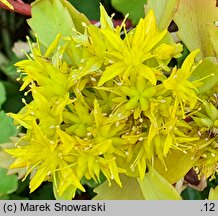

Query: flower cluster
[5,5,218,198]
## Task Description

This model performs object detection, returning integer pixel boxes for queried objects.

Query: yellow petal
[100,4,114,30]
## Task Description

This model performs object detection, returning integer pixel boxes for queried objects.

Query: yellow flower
[163,49,201,117]
[9,87,72,137]
[99,75,157,119]
[5,124,84,194]
[5,4,218,200]
[95,9,182,86]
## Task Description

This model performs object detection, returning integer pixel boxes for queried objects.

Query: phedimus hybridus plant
[3,0,218,199]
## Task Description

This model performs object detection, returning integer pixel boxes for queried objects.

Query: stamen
[211,153,216,157]
[81,22,87,27]
[58,153,63,159]
[139,118,143,123]
[80,58,85,63]
[22,98,27,105]
[139,137,144,141]
[130,164,135,172]
[90,76,96,82]
[87,132,92,136]
[198,131,202,136]
[202,154,207,158]
[132,126,136,131]
[111,13,115,18]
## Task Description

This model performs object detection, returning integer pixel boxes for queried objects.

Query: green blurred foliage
[0,111,17,143]
[0,82,6,109]
[2,81,26,113]
[111,0,147,24]
[69,0,100,20]
[0,168,18,198]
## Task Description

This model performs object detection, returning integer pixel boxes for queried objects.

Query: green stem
[8,11,15,30]
[0,11,13,58]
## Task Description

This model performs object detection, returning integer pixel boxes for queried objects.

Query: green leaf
[176,44,190,68]
[68,0,100,20]
[209,186,218,200]
[28,0,75,49]
[0,52,8,65]
[145,0,180,30]
[174,0,218,60]
[93,171,181,200]
[62,0,90,33]
[93,175,144,200]
[111,0,147,24]
[0,82,6,108]
[0,195,9,200]
[181,187,203,200]
[0,55,21,81]
[139,169,181,200]
[0,111,17,143]
[0,168,18,196]
[189,57,218,93]
[154,150,198,184]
